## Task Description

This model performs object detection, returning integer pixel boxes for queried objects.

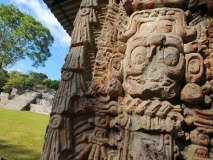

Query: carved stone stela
[41,0,213,159]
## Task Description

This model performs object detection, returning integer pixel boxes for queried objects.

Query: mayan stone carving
[41,0,213,159]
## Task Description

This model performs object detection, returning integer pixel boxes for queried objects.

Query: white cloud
[47,60,57,65]
[11,0,71,47]
[7,68,22,73]
[16,62,25,67]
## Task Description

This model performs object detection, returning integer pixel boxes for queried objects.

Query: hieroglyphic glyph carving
[41,0,213,159]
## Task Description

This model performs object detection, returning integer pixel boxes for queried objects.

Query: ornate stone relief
[41,0,213,159]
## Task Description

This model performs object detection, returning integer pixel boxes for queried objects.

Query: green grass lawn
[0,107,49,160]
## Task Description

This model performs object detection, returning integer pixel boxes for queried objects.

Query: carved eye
[164,47,179,66]
[131,46,146,65]
[188,59,200,74]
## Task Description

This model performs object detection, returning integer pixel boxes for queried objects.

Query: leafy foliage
[0,70,9,92]
[43,79,59,90]
[0,4,54,69]
[8,70,23,78]
[2,74,33,93]
[28,70,48,86]
[1,70,59,93]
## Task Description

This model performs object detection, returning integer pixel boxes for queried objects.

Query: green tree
[43,79,59,90]
[28,70,48,86]
[2,75,34,93]
[0,4,54,70]
[0,70,9,92]
[8,70,23,78]
[2,70,59,92]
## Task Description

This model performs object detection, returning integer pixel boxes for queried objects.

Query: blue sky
[0,0,71,80]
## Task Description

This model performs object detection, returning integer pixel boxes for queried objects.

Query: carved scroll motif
[41,0,213,159]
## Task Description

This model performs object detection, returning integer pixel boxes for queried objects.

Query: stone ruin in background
[0,88,54,114]
[41,0,213,159]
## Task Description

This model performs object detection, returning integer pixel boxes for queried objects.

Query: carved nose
[142,54,164,81]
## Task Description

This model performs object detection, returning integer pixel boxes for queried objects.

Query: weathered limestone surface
[0,89,55,114]
[30,104,51,115]
[41,0,213,159]
[3,91,42,111]
[0,93,11,107]
[30,91,54,114]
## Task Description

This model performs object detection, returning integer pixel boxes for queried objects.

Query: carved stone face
[123,34,185,99]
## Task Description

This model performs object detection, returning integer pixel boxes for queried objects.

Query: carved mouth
[124,74,177,99]
[126,74,174,87]
[157,75,175,87]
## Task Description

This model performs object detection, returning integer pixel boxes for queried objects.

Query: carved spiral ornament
[49,114,63,129]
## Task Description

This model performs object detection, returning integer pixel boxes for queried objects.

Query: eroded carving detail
[42,0,213,159]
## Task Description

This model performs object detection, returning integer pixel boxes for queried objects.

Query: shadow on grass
[0,139,41,160]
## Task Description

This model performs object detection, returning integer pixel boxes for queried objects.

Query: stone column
[41,0,213,159]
